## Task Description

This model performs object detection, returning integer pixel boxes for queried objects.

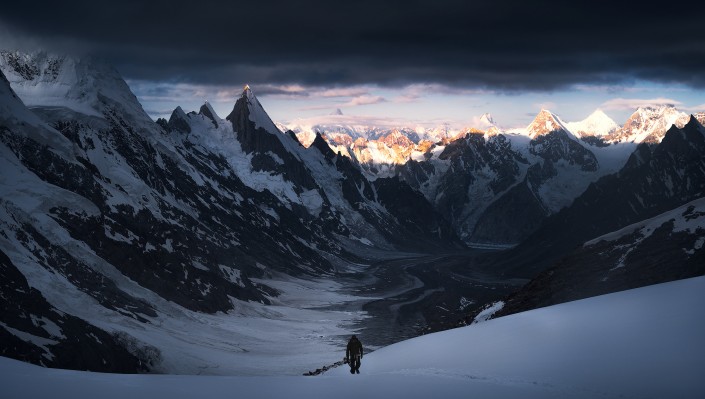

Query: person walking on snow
[346,335,363,374]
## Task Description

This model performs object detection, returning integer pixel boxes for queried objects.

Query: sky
[1,0,704,129]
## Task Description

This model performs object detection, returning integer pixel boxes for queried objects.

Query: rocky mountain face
[464,117,705,322]
[2,49,702,374]
[696,112,705,125]
[399,132,532,245]
[303,104,697,247]
[393,110,624,246]
[493,116,705,279]
[0,248,153,372]
[492,196,705,318]
[0,52,458,372]
[607,105,689,144]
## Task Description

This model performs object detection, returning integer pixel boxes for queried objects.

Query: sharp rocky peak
[228,84,278,133]
[199,101,220,127]
[167,106,191,133]
[241,84,255,101]
[480,113,496,126]
[170,105,187,119]
[527,109,568,139]
[685,114,705,133]
[694,112,705,127]
[199,101,219,117]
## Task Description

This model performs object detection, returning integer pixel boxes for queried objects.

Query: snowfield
[3,276,703,399]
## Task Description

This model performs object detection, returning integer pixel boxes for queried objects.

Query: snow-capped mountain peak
[380,129,414,147]
[608,105,689,143]
[233,84,282,135]
[199,101,220,127]
[165,105,191,133]
[479,113,496,127]
[526,109,571,139]
[200,101,220,119]
[331,108,344,116]
[0,50,149,122]
[694,112,705,127]
[565,109,619,138]
[171,105,187,119]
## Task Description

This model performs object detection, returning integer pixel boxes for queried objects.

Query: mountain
[2,49,701,376]
[478,113,496,128]
[396,108,630,246]
[284,106,689,175]
[281,118,422,148]
[526,110,598,174]
[398,132,533,245]
[696,112,705,125]
[565,109,619,138]
[304,107,657,246]
[281,115,459,149]
[0,52,459,373]
[525,109,572,139]
[493,115,705,278]
[0,50,150,124]
[493,197,705,318]
[323,130,434,178]
[607,105,689,143]
[329,105,691,247]
[0,249,149,372]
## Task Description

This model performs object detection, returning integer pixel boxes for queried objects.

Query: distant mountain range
[1,50,703,373]
[280,101,700,246]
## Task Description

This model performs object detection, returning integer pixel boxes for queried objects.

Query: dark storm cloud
[2,0,704,90]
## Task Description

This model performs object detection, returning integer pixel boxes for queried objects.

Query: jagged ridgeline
[296,105,702,247]
[1,50,704,374]
[0,51,458,371]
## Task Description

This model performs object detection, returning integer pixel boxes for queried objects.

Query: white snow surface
[565,109,620,137]
[0,51,151,123]
[2,276,704,398]
[471,300,505,323]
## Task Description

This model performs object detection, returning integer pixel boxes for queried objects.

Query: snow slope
[3,276,703,399]
[0,50,150,123]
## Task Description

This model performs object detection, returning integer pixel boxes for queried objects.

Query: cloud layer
[2,0,704,91]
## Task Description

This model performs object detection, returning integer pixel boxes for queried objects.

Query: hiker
[345,335,363,374]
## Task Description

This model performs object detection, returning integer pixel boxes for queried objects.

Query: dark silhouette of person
[346,335,363,374]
